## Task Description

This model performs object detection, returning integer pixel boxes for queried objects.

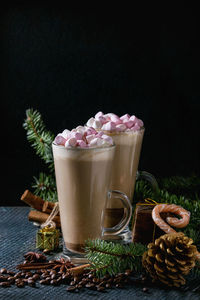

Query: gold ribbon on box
[36,202,60,251]
[135,198,167,242]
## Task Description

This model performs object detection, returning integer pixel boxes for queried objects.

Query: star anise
[51,258,75,273]
[24,252,47,263]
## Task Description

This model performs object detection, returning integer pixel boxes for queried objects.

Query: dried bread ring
[152,204,190,234]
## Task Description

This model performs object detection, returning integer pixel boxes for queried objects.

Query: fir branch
[23,108,55,171]
[84,239,147,277]
[32,172,57,202]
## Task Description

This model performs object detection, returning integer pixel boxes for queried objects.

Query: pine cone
[142,232,197,287]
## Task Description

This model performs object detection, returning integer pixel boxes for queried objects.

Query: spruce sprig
[32,172,57,202]
[84,239,147,277]
[23,108,55,171]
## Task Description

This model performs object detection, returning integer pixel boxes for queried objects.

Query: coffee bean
[97,286,105,292]
[88,273,94,279]
[39,279,49,285]
[50,279,58,286]
[41,273,49,279]
[105,283,111,288]
[32,274,40,280]
[85,283,95,289]
[28,279,36,287]
[92,277,100,283]
[62,273,71,283]
[15,278,23,284]
[0,268,7,274]
[67,286,77,292]
[115,283,123,288]
[13,272,21,279]
[0,281,10,287]
[50,270,56,275]
[7,270,15,276]
[7,276,15,284]
[76,283,83,289]
[22,279,28,284]
[51,273,57,280]
[16,281,25,288]
[25,272,33,278]
[143,287,148,293]
[57,276,62,285]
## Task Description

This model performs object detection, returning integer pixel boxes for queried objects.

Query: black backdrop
[1,6,200,205]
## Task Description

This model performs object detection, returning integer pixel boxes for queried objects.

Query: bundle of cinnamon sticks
[21,190,61,228]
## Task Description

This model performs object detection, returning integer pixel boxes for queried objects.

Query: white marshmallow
[76,125,86,134]
[89,137,104,147]
[101,121,116,131]
[92,119,102,129]
[62,129,70,139]
[95,111,104,118]
[86,134,96,143]
[86,117,96,127]
[101,134,113,144]
[65,137,77,147]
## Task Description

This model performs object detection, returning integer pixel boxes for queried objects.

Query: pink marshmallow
[136,119,144,127]
[109,114,122,125]
[131,124,140,131]
[65,137,77,147]
[54,135,66,146]
[101,121,116,131]
[86,127,97,135]
[96,131,104,137]
[129,115,137,123]
[70,132,83,140]
[116,124,127,131]
[123,120,135,129]
[120,114,130,121]
[96,115,107,124]
[77,140,87,148]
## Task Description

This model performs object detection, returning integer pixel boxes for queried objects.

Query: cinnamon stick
[21,190,59,215]
[28,210,61,228]
[69,264,91,276]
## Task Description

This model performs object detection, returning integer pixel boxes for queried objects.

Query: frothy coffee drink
[52,126,114,253]
[86,112,144,227]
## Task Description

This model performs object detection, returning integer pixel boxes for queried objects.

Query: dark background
[1,6,200,205]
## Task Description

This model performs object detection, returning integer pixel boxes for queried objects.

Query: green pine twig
[23,108,55,172]
[84,239,147,277]
[32,172,57,202]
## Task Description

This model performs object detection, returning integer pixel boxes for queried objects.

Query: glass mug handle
[136,171,159,193]
[102,190,132,236]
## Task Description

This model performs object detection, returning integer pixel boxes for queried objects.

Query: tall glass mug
[52,143,132,262]
[101,128,158,241]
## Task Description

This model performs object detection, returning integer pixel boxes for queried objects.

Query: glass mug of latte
[86,112,158,241]
[52,127,132,261]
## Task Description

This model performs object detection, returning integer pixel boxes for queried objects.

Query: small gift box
[132,199,171,245]
[36,226,60,251]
